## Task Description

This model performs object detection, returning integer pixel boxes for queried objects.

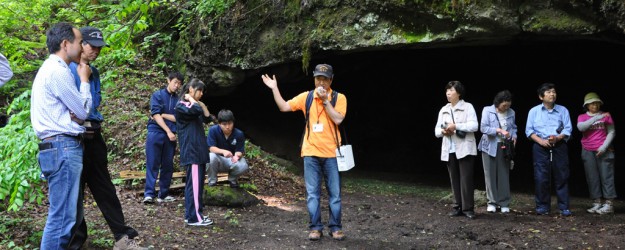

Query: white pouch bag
[336,145,355,171]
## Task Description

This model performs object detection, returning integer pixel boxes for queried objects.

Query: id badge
[313,123,324,132]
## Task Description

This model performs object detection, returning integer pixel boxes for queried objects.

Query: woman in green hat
[577,92,616,215]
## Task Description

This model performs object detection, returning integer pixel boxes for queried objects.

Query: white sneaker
[142,196,154,204]
[185,216,213,225]
[587,203,602,213]
[487,204,496,213]
[157,196,176,202]
[501,207,510,213]
[186,217,214,226]
[596,203,614,215]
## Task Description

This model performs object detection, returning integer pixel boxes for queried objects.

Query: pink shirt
[578,113,614,151]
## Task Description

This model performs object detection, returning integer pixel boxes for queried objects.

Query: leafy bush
[0,90,43,211]
[0,0,239,214]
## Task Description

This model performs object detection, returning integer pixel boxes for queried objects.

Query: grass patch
[343,177,449,200]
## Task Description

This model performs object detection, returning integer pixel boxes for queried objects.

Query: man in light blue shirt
[30,22,92,250]
[525,82,573,217]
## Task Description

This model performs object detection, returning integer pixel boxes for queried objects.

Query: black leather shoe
[448,209,464,217]
[229,180,239,188]
[464,211,476,219]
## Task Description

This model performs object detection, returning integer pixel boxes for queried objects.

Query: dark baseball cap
[80,26,108,47]
[312,64,333,78]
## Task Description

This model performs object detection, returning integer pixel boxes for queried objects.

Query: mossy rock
[204,186,260,207]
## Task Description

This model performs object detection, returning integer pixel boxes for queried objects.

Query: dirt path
[78,184,625,249]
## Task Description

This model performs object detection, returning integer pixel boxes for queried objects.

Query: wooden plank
[119,170,185,180]
[122,169,249,192]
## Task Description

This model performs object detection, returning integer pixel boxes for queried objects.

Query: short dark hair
[537,82,555,97]
[168,71,184,82]
[493,90,512,106]
[46,22,78,54]
[445,80,465,98]
[217,109,235,123]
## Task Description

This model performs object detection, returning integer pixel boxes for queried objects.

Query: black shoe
[229,180,239,188]
[448,209,464,217]
[208,182,217,187]
[464,211,476,219]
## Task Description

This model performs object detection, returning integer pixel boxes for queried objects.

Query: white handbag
[336,144,355,172]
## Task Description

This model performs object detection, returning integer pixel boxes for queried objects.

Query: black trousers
[68,129,138,249]
[447,153,475,212]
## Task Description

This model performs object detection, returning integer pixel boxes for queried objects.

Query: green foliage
[244,140,261,158]
[141,32,173,70]
[0,0,168,215]
[0,0,243,215]
[239,182,258,193]
[0,210,42,248]
[0,0,51,74]
[0,91,43,212]
[223,209,239,225]
[194,0,236,17]
[88,223,115,248]
[343,177,448,199]
[284,0,302,21]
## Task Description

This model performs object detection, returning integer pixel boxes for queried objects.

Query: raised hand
[261,74,277,89]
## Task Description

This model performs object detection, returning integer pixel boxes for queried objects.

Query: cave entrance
[210,39,624,197]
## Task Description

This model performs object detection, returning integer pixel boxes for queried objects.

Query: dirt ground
[8,154,625,250]
[70,174,625,250]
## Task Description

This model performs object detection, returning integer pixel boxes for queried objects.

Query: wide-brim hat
[80,26,108,47]
[583,92,603,107]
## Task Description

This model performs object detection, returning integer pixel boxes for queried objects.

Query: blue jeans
[38,135,83,249]
[303,156,342,232]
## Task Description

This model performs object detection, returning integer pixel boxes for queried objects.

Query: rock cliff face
[177,0,625,196]
[183,0,625,88]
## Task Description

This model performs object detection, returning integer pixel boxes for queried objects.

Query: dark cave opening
[209,39,624,198]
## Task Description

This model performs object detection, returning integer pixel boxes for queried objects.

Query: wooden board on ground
[119,170,248,192]
[119,170,186,180]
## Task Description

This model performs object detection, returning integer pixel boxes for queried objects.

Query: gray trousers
[581,149,616,200]
[481,148,511,207]
[207,153,249,183]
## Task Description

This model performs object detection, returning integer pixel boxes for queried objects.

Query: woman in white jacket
[435,81,479,219]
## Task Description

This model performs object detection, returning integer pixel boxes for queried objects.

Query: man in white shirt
[30,22,92,250]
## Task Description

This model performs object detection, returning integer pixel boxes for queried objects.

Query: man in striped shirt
[30,22,92,250]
